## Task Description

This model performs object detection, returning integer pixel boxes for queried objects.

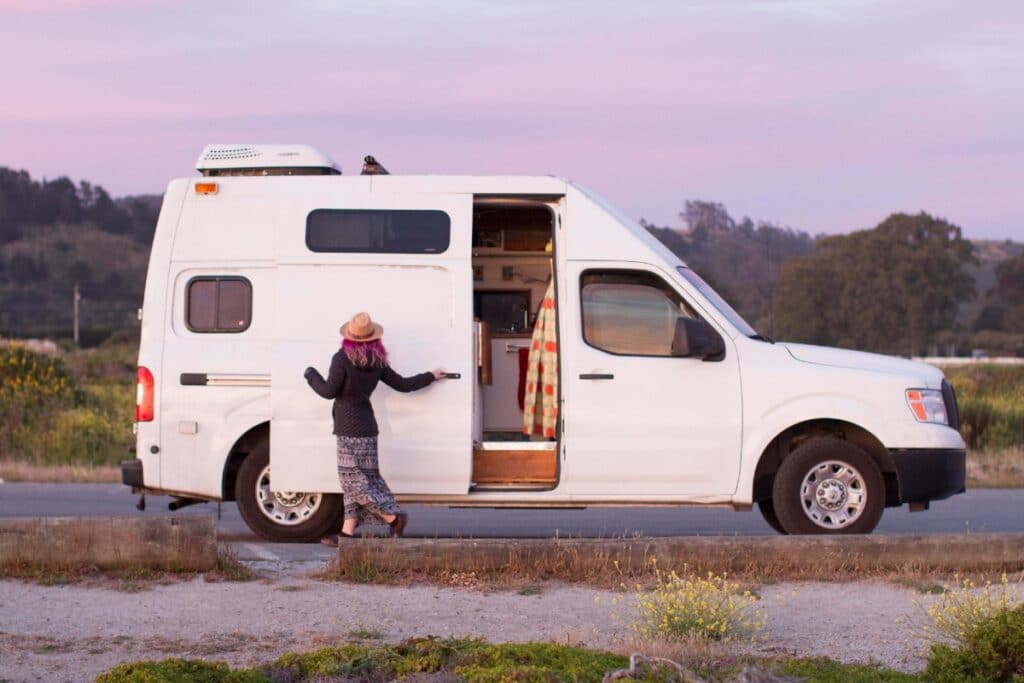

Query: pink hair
[342,338,389,368]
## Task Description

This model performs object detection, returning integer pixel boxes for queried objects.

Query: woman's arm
[380,366,435,393]
[306,353,346,398]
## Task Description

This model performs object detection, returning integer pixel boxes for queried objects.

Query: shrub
[920,575,1020,645]
[95,658,266,683]
[943,365,1024,450]
[925,604,1024,683]
[0,346,73,459]
[631,565,763,642]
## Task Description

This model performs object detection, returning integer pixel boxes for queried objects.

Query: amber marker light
[194,182,219,195]
[905,388,948,424]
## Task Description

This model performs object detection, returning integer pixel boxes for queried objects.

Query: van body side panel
[271,193,474,495]
[135,179,190,489]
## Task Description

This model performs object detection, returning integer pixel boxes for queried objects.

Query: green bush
[95,658,266,683]
[925,604,1024,683]
[0,345,73,460]
[631,566,764,642]
[944,366,1024,449]
[0,344,134,465]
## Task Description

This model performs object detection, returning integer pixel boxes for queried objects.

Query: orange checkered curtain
[523,281,558,438]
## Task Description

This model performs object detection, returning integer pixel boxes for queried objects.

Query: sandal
[389,513,408,538]
[320,532,355,547]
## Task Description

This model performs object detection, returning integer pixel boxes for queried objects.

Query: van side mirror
[671,318,725,361]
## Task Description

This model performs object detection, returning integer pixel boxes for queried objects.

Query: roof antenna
[360,155,389,175]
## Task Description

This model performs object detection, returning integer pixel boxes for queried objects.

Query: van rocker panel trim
[890,448,966,504]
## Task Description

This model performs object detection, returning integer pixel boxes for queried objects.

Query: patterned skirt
[335,435,402,526]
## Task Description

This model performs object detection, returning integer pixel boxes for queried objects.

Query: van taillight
[136,367,154,422]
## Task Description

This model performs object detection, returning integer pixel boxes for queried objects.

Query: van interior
[470,200,558,491]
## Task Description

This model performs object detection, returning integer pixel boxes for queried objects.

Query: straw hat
[340,312,384,342]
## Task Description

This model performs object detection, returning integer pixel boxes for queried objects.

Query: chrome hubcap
[800,460,866,529]
[255,464,322,526]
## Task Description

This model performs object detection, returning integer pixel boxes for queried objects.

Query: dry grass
[312,538,1024,590]
[0,544,253,588]
[0,459,119,483]
[967,447,1024,488]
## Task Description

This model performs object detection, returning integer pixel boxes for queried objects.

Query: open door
[271,192,474,495]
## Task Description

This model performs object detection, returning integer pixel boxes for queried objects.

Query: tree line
[0,167,159,339]
[645,201,1024,357]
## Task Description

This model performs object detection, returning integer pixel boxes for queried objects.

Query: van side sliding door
[271,194,474,496]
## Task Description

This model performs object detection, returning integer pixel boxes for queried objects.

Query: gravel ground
[0,566,1014,682]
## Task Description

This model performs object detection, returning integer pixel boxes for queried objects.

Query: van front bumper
[890,448,966,504]
[121,459,144,488]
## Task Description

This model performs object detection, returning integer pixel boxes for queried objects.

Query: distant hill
[0,166,160,341]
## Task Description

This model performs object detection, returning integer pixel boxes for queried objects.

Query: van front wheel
[235,443,343,542]
[772,438,884,535]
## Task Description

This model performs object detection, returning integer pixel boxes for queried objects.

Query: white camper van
[122,144,967,540]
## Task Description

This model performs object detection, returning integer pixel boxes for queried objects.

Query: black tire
[772,437,885,535]
[235,442,344,542]
[757,499,787,535]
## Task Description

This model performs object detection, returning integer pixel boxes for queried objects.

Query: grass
[0,544,254,589]
[0,458,119,482]
[312,538,1024,591]
[943,365,1024,451]
[94,636,929,682]
[966,446,1024,488]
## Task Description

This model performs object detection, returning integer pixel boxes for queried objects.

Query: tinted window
[306,209,450,254]
[187,277,252,333]
[581,270,698,356]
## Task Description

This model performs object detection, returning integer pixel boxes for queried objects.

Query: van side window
[186,277,252,333]
[581,270,698,356]
[306,209,450,254]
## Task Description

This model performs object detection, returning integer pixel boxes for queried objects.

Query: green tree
[774,212,976,355]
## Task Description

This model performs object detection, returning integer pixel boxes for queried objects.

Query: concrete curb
[0,515,217,571]
[334,534,1024,575]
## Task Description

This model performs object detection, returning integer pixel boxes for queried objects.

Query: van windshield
[676,266,758,338]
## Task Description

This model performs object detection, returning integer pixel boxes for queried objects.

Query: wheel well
[752,420,899,507]
[222,422,269,501]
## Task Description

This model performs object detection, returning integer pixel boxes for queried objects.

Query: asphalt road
[1,483,1021,562]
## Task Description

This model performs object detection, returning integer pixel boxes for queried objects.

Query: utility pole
[73,283,81,346]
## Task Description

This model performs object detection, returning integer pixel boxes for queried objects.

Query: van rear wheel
[772,438,884,535]
[235,442,343,542]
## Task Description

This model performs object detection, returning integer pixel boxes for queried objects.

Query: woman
[304,312,444,545]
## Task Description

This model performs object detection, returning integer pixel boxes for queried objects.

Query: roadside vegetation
[0,337,134,476]
[92,573,1024,682]
[94,636,924,683]
[0,544,253,590]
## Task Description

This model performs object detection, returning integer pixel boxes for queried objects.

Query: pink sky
[1,0,1021,239]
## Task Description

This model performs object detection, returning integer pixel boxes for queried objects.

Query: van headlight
[906,389,948,425]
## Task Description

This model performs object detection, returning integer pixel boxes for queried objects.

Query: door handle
[443,372,461,379]
[579,373,614,380]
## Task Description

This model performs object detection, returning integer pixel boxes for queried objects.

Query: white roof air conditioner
[196,144,340,176]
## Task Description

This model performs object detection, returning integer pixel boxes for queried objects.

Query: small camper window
[186,277,252,333]
[306,209,450,254]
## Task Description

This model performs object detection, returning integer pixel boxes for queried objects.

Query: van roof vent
[196,144,341,176]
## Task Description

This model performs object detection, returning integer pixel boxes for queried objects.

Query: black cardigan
[305,350,434,437]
